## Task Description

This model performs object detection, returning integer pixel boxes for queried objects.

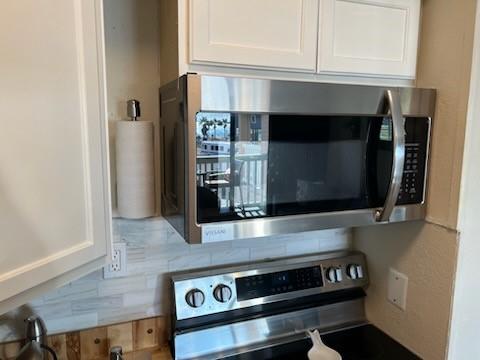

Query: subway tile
[166,228,185,244]
[46,313,98,335]
[189,241,232,254]
[210,248,250,266]
[71,295,123,314]
[168,252,211,272]
[123,289,161,308]
[307,228,342,240]
[114,218,169,235]
[285,238,319,256]
[127,247,146,263]
[42,281,98,304]
[77,269,104,281]
[121,230,169,247]
[144,273,171,302]
[146,243,190,262]
[98,276,146,297]
[127,260,169,277]
[31,301,72,320]
[230,236,276,249]
[98,307,153,326]
[146,302,165,318]
[27,297,45,307]
[125,248,151,275]
[146,273,170,292]
[250,243,287,261]
[318,235,350,252]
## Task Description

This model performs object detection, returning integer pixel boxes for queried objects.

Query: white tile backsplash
[210,248,251,266]
[250,243,288,261]
[0,217,351,342]
[46,313,99,335]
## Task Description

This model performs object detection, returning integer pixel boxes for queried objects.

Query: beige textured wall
[104,0,161,210]
[354,223,458,360]
[416,0,476,230]
[159,0,180,86]
[354,1,477,359]
[104,0,160,123]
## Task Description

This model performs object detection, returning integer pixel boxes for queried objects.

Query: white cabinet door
[0,0,111,313]
[318,0,420,78]
[190,0,319,72]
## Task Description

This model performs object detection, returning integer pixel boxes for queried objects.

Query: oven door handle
[375,89,406,222]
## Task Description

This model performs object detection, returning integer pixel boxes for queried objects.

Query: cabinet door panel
[0,0,111,311]
[318,0,420,78]
[190,0,319,72]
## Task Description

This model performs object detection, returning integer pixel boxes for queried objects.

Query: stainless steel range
[170,251,420,360]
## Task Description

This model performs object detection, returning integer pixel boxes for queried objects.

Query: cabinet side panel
[416,0,477,229]
[160,0,180,85]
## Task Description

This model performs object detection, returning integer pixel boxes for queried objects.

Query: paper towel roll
[116,120,155,219]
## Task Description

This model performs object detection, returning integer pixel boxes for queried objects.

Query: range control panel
[236,265,323,301]
[172,252,368,321]
[397,117,430,205]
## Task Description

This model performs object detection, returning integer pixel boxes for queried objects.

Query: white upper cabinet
[0,0,111,314]
[318,0,420,78]
[183,0,421,80]
[189,0,319,72]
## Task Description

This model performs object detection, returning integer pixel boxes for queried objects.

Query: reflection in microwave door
[296,179,329,203]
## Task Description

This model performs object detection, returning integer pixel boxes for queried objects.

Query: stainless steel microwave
[159,74,435,244]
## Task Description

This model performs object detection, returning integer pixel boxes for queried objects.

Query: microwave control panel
[397,118,430,205]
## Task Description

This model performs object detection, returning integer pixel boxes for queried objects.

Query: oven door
[178,75,434,243]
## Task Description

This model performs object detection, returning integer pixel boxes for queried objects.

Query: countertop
[124,346,172,360]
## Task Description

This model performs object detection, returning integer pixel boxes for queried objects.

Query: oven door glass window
[195,113,393,223]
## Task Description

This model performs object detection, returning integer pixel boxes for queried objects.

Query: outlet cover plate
[387,268,408,311]
[103,242,127,279]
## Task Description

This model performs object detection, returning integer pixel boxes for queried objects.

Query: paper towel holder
[127,99,141,121]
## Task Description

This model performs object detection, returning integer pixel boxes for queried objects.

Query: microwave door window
[196,113,269,223]
[195,113,394,224]
[268,140,364,213]
[267,116,371,215]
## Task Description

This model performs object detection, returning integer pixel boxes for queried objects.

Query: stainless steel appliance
[15,316,57,360]
[170,251,420,360]
[160,75,435,243]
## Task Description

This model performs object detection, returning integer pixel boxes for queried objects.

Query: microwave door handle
[375,89,406,222]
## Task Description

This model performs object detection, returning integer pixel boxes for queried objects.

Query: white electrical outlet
[103,242,127,279]
[387,268,408,311]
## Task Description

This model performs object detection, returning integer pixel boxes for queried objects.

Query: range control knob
[213,284,232,303]
[326,266,343,283]
[185,289,205,308]
[346,264,364,280]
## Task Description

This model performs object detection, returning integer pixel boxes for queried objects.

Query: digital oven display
[272,272,289,286]
[235,266,323,301]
